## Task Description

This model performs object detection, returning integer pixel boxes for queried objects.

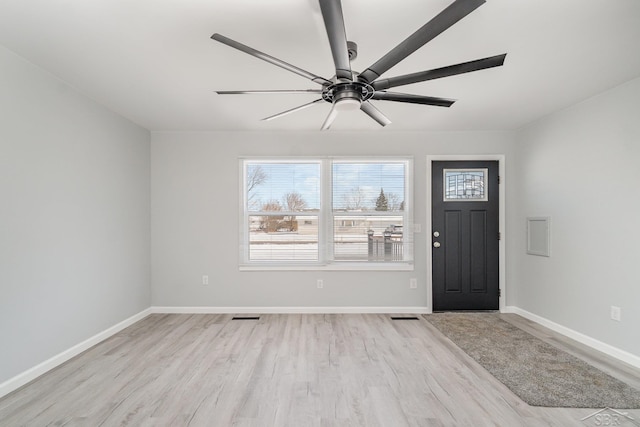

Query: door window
[443,168,488,201]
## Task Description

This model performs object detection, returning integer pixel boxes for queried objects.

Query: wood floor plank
[1,313,639,426]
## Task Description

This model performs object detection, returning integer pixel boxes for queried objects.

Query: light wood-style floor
[1,313,639,426]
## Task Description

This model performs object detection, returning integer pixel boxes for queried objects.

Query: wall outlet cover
[611,306,621,321]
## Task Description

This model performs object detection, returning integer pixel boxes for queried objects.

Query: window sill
[239,263,414,272]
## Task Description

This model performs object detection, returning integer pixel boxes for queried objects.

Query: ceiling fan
[212,0,506,130]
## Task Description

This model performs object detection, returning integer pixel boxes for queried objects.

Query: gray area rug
[424,312,640,408]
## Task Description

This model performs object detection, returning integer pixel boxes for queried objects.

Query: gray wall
[512,76,640,356]
[151,131,515,308]
[0,46,151,383]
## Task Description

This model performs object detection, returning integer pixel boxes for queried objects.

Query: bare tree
[342,186,368,211]
[262,200,282,211]
[260,200,283,232]
[387,193,402,211]
[247,165,267,208]
[283,192,307,231]
[284,192,307,211]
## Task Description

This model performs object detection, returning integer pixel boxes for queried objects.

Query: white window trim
[239,156,414,271]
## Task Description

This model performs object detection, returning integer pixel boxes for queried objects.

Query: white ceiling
[1,0,640,132]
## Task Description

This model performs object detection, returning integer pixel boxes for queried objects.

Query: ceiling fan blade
[217,89,323,95]
[358,0,485,83]
[318,0,352,81]
[262,99,325,121]
[360,101,391,127]
[211,33,332,86]
[372,53,506,91]
[372,92,456,107]
[321,104,339,130]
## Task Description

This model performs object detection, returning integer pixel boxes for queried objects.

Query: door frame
[426,155,506,313]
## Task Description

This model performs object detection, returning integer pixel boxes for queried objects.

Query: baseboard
[503,306,640,369]
[0,308,152,399]
[151,306,430,314]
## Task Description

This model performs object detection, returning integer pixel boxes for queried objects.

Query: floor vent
[232,316,260,320]
[390,316,420,320]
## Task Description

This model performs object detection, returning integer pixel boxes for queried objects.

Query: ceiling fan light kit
[334,97,361,112]
[212,0,506,130]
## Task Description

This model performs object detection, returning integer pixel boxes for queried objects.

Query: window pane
[443,169,488,201]
[333,162,405,212]
[247,162,320,212]
[333,216,403,261]
[249,215,318,261]
[331,161,407,262]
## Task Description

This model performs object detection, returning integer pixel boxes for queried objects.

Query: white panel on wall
[526,217,550,257]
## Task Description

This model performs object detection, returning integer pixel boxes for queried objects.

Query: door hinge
[498,289,502,297]
[498,175,501,184]
[498,232,501,240]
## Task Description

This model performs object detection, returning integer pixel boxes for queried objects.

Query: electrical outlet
[409,278,417,289]
[317,279,324,289]
[202,275,209,285]
[611,306,621,322]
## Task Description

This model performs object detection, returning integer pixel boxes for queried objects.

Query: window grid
[443,168,488,201]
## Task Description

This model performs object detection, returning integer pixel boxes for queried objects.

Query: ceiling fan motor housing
[322,81,374,108]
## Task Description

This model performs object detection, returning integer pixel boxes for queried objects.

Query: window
[443,168,488,201]
[241,158,413,269]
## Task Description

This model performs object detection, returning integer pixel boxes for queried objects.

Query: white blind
[245,161,320,262]
[332,161,409,262]
[332,162,406,211]
[247,162,320,212]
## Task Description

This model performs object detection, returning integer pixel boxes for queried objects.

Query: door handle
[433,242,441,248]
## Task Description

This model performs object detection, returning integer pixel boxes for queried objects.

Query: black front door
[432,161,499,311]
